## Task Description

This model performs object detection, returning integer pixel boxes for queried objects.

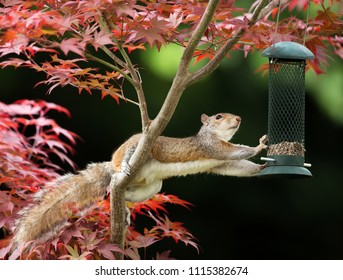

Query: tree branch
[99,12,150,129]
[177,0,220,75]
[258,0,291,19]
[108,0,221,259]
[129,0,223,165]
[109,174,127,260]
[188,0,270,85]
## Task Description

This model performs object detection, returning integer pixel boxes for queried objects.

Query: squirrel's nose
[235,116,241,122]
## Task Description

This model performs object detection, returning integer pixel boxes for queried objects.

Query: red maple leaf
[59,38,85,56]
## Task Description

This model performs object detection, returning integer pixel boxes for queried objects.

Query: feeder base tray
[259,165,312,179]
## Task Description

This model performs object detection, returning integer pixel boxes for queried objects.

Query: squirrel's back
[112,112,241,168]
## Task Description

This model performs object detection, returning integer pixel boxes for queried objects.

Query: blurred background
[1,46,343,259]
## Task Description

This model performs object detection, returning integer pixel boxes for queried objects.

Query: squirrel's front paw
[259,162,267,170]
[259,134,268,149]
[122,162,131,177]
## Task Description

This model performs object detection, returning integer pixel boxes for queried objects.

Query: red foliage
[0,1,341,98]
[0,100,198,259]
[0,99,77,258]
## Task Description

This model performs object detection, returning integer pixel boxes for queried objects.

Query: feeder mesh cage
[267,59,306,157]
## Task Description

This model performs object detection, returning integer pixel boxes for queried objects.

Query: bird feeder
[260,41,314,178]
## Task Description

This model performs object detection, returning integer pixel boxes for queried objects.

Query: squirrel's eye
[216,114,222,120]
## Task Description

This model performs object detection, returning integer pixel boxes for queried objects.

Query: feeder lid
[262,41,314,60]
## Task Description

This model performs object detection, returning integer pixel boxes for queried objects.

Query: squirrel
[12,113,267,247]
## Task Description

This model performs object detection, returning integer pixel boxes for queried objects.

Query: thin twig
[86,53,134,84]
[100,11,150,129]
[77,85,140,106]
[188,0,270,85]
[177,0,220,76]
[97,15,128,69]
[259,0,291,19]
[99,45,128,69]
[320,2,334,24]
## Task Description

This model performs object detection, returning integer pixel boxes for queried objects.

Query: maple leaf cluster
[0,99,77,257]
[0,100,199,260]
[0,0,342,101]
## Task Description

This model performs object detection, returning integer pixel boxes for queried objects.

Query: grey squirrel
[13,113,267,246]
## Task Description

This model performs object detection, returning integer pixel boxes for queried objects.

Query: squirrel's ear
[201,114,209,124]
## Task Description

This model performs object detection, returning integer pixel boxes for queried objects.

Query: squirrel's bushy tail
[12,162,113,247]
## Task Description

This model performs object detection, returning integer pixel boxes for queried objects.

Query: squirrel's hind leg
[125,179,163,202]
[210,160,263,177]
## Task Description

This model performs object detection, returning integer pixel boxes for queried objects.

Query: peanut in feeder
[259,41,314,178]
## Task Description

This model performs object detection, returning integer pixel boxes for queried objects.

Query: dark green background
[1,49,343,259]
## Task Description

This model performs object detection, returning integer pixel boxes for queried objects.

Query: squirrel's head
[201,113,241,141]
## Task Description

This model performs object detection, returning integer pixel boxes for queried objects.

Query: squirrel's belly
[135,159,226,180]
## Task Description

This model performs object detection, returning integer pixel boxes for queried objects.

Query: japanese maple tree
[0,100,198,259]
[0,0,342,259]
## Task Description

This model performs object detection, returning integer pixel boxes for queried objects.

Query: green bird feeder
[259,41,314,178]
